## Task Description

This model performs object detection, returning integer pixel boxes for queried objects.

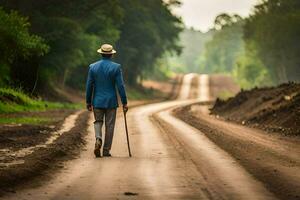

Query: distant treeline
[167,28,213,74]
[199,0,300,88]
[0,0,182,93]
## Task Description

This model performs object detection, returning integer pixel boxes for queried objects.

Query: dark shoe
[103,151,111,157]
[94,138,102,158]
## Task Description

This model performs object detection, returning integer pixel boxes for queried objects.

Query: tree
[0,0,182,90]
[214,13,242,30]
[200,14,244,74]
[0,7,48,89]
[244,0,300,83]
[116,0,182,86]
[168,28,213,74]
[233,41,273,88]
[0,0,123,90]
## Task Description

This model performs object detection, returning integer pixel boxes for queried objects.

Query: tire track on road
[3,74,277,200]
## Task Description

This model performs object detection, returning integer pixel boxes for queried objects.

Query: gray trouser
[93,108,117,152]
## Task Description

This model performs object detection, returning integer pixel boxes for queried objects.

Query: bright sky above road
[172,0,258,32]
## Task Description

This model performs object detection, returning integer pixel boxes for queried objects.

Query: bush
[0,7,49,87]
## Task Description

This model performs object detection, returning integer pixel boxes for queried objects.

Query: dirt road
[174,76,300,200]
[4,74,282,199]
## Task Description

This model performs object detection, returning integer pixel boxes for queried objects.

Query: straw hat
[97,44,116,54]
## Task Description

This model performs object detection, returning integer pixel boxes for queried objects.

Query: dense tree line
[0,8,49,90]
[0,0,182,93]
[244,0,300,83]
[199,14,244,74]
[200,0,300,88]
[168,28,213,74]
[116,0,182,85]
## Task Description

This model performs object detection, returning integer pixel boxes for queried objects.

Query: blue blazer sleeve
[86,66,94,105]
[115,65,128,105]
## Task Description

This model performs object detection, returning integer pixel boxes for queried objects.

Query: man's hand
[86,104,93,111]
[123,104,128,113]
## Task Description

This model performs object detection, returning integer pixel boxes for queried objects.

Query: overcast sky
[172,0,258,32]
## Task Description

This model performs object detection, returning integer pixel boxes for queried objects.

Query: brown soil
[211,82,300,136]
[0,77,181,197]
[174,104,300,200]
[0,111,89,196]
[0,78,180,197]
[142,75,183,100]
[0,110,74,151]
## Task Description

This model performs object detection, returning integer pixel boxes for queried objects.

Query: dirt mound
[211,82,300,135]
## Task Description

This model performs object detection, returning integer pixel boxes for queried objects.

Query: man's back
[86,57,127,109]
[86,44,128,158]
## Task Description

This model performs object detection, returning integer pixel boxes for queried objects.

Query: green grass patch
[0,117,52,125]
[0,88,82,113]
[127,87,162,100]
[217,90,234,101]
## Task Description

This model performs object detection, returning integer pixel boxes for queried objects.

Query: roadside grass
[0,84,163,114]
[0,88,82,113]
[0,117,53,125]
[127,86,164,100]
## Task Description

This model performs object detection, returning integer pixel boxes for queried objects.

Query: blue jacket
[86,58,127,109]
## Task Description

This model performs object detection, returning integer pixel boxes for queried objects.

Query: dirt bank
[142,75,183,100]
[174,104,300,200]
[211,82,300,136]
[0,111,89,196]
[0,110,74,151]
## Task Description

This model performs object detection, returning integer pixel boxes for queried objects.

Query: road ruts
[4,74,277,200]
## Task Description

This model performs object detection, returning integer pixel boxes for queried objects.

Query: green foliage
[116,0,183,85]
[0,0,122,89]
[214,13,242,30]
[0,7,48,87]
[0,0,182,91]
[216,90,234,101]
[200,14,244,74]
[0,8,48,60]
[127,88,153,100]
[198,5,300,89]
[143,57,172,81]
[167,28,213,74]
[244,0,300,83]
[0,88,82,113]
[0,117,52,125]
[127,85,166,100]
[150,0,300,89]
[233,42,273,89]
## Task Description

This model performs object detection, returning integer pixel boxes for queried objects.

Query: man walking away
[86,44,128,157]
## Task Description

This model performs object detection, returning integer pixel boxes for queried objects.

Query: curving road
[4,74,277,200]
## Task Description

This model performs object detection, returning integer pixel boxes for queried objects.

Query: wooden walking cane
[123,109,132,157]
